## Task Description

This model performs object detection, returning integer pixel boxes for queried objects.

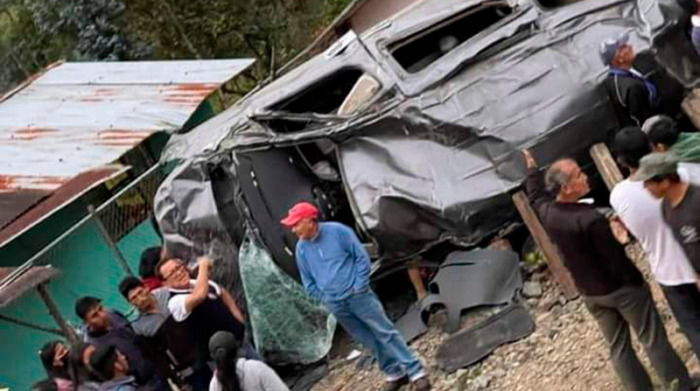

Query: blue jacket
[295,222,371,302]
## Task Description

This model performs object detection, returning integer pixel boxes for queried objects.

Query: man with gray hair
[523,150,692,391]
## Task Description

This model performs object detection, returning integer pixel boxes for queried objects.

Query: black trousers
[661,283,700,360]
[583,284,692,391]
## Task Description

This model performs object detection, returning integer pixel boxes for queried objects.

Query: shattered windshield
[238,234,336,364]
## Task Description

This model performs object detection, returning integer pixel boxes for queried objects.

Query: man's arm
[609,188,633,245]
[184,257,212,314]
[522,150,552,212]
[608,215,631,245]
[220,288,245,323]
[343,226,371,291]
[589,215,634,275]
[296,247,323,301]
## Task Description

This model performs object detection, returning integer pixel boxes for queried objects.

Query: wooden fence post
[37,284,80,345]
[590,143,623,190]
[682,88,700,130]
[512,191,578,299]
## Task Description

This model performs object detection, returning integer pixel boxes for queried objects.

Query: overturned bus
[156,0,700,281]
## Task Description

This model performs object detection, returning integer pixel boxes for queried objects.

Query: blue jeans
[325,289,423,380]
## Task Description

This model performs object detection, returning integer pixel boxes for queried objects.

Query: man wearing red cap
[281,201,430,391]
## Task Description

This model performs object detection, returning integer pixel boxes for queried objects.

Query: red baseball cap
[281,202,319,227]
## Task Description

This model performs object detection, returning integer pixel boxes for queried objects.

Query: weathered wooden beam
[682,88,700,130]
[512,191,579,299]
[37,284,79,345]
[590,143,623,190]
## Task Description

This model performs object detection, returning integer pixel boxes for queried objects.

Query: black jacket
[605,53,687,127]
[604,71,655,127]
[525,168,644,296]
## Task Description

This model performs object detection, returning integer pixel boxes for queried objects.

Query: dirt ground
[312,245,700,391]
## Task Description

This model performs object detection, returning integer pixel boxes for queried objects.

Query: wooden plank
[512,191,578,299]
[590,142,623,190]
[37,284,80,345]
[682,88,700,130]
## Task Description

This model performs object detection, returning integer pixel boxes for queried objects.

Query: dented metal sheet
[436,303,535,372]
[159,0,699,275]
[0,59,254,191]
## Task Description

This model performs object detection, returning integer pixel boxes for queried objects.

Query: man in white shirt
[610,127,700,358]
[156,257,252,360]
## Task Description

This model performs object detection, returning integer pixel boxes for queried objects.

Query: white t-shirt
[610,179,697,285]
[679,163,700,186]
[167,280,222,322]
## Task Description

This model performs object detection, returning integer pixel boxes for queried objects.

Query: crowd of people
[32,200,428,391]
[33,246,288,391]
[29,27,700,391]
[519,33,700,391]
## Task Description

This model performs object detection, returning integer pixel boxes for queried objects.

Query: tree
[0,0,66,91]
[0,0,354,94]
[121,0,354,81]
[24,0,150,60]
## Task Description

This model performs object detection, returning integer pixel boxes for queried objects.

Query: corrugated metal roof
[0,190,49,229]
[0,59,254,189]
[0,165,128,246]
[0,59,254,243]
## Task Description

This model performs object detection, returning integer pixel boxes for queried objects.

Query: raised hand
[522,149,537,169]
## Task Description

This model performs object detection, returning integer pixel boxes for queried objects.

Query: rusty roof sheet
[0,189,50,231]
[0,165,128,246]
[0,60,253,246]
[0,59,255,191]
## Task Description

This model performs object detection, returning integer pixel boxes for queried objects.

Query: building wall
[349,0,422,33]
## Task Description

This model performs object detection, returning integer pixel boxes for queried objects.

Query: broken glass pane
[239,233,336,365]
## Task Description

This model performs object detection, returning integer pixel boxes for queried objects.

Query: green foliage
[0,0,355,94]
[523,250,545,266]
[25,0,150,60]
[0,2,64,90]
